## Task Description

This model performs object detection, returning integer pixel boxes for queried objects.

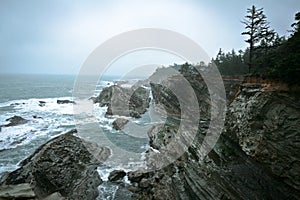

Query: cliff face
[129,76,300,200]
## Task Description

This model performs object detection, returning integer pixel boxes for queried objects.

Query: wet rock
[108,170,126,182]
[3,116,28,127]
[0,183,35,199]
[112,118,129,130]
[94,85,150,118]
[0,129,110,199]
[56,100,75,104]
[32,115,42,119]
[127,169,152,183]
[38,101,46,107]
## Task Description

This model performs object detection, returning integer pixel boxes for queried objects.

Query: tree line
[213,6,300,84]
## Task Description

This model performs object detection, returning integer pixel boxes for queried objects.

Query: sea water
[0,73,150,199]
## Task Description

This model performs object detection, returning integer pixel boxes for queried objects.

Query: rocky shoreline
[1,67,299,199]
[0,129,110,199]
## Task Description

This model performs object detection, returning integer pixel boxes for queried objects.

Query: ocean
[0,73,150,199]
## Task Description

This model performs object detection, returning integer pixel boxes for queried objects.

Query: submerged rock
[56,99,75,104]
[0,129,110,199]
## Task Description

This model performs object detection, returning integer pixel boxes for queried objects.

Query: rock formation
[128,74,300,200]
[1,116,28,128]
[94,85,150,118]
[0,129,110,199]
[112,118,129,130]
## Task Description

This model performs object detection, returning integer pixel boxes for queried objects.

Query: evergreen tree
[241,5,275,73]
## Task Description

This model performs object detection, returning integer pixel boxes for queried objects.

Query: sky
[0,0,299,75]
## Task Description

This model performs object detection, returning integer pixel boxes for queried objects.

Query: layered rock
[94,85,150,118]
[108,170,126,182]
[128,75,300,200]
[0,129,110,199]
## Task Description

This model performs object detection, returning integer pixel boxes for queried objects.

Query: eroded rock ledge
[0,129,110,199]
[128,78,300,200]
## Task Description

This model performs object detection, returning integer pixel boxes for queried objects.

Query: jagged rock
[112,118,129,130]
[0,129,110,199]
[56,100,75,104]
[94,85,150,118]
[128,73,300,200]
[108,170,126,182]
[127,169,153,183]
[3,116,28,127]
[0,183,35,199]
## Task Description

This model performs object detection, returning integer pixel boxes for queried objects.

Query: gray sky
[0,0,299,75]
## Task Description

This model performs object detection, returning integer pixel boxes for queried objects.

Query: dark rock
[112,118,129,130]
[108,170,126,182]
[0,129,110,199]
[57,100,75,104]
[94,85,150,118]
[128,72,300,200]
[3,116,28,127]
[39,101,46,107]
[32,115,42,119]
[139,178,151,188]
[127,169,152,183]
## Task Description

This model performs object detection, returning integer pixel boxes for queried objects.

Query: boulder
[108,170,126,182]
[0,129,110,199]
[112,118,129,130]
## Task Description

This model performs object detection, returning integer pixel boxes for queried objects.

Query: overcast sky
[0,0,299,75]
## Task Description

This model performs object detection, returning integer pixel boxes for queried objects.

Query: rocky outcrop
[94,85,150,118]
[0,129,110,199]
[112,118,129,130]
[108,170,126,182]
[225,85,300,191]
[1,116,28,128]
[128,74,300,200]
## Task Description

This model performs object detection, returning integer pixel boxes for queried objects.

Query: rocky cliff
[128,75,300,200]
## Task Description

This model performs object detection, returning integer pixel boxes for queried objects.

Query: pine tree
[241,5,275,73]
